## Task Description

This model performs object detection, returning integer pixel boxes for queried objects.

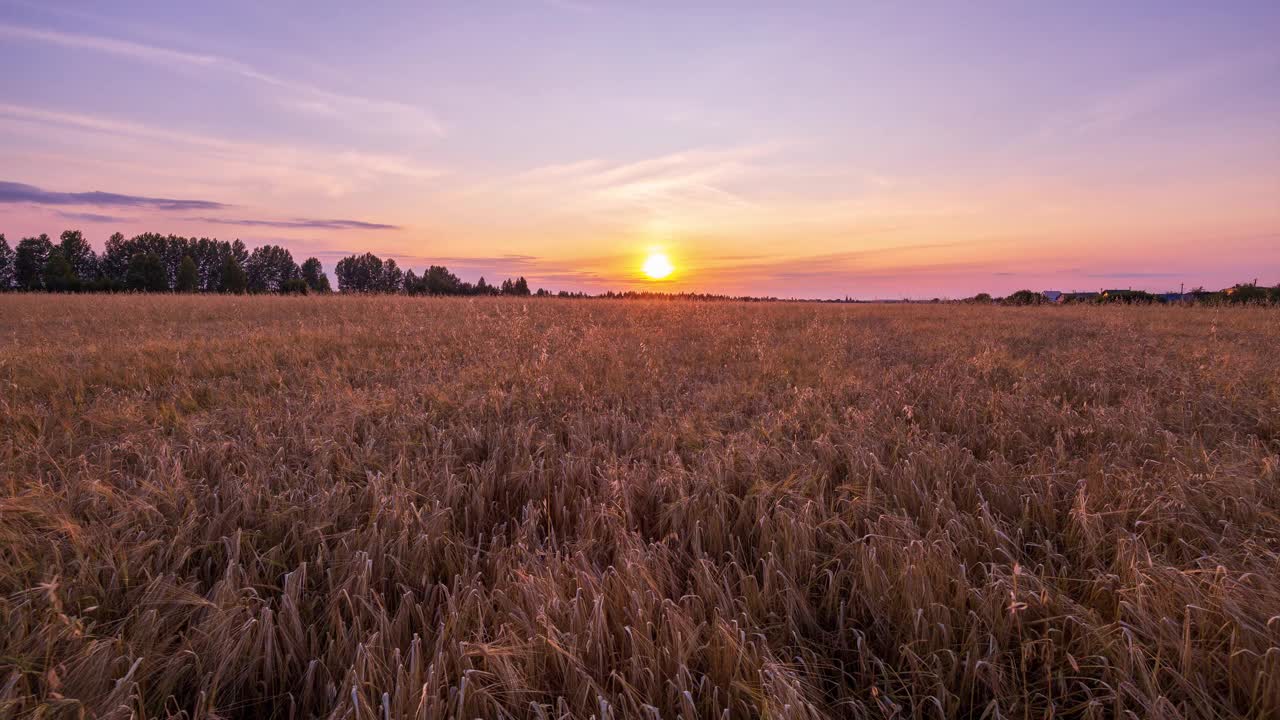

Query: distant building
[1102,289,1136,299]
[1159,292,1187,303]
[1100,288,1157,303]
[1062,292,1099,303]
[1041,290,1063,303]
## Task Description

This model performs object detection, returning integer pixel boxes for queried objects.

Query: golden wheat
[2,295,1278,719]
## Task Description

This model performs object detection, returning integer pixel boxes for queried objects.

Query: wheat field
[2,295,1278,719]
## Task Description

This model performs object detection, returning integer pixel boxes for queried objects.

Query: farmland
[2,295,1279,718]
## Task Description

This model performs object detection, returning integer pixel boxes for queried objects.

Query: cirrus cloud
[188,216,401,231]
[0,180,227,211]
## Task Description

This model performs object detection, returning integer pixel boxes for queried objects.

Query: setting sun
[642,253,674,280]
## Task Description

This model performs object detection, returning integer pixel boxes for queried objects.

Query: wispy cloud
[55,210,133,223]
[1027,49,1280,145]
[466,143,793,229]
[0,180,227,211]
[0,103,444,197]
[189,217,400,231]
[0,22,445,136]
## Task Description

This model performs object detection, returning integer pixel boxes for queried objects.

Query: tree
[475,276,493,296]
[219,255,248,294]
[126,252,169,292]
[43,249,78,292]
[245,245,300,293]
[513,276,530,296]
[15,235,54,290]
[99,232,130,285]
[1224,283,1269,304]
[0,235,14,290]
[300,257,331,293]
[101,232,171,287]
[186,238,220,291]
[1003,289,1042,306]
[176,255,200,293]
[58,230,98,282]
[402,268,421,294]
[425,265,462,295]
[380,258,404,293]
[335,252,384,293]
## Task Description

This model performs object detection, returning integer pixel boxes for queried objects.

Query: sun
[642,253,674,280]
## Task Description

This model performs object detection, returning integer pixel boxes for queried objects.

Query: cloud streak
[55,210,133,223]
[0,180,227,211]
[458,143,796,233]
[3,181,399,232]
[188,217,401,231]
[0,22,444,136]
[0,103,445,197]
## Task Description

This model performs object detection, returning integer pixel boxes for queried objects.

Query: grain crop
[2,295,1278,719]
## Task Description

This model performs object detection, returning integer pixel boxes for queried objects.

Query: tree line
[331,252,530,296]
[0,231,535,297]
[975,286,1280,306]
[4,229,1276,304]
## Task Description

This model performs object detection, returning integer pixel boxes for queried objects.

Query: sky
[1,1,1278,299]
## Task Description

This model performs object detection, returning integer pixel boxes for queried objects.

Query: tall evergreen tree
[0,235,14,290]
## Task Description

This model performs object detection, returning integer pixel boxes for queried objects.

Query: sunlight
[642,253,674,280]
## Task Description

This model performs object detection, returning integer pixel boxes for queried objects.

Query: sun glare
[642,253,674,280]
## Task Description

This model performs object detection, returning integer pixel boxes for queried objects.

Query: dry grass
[2,295,1279,719]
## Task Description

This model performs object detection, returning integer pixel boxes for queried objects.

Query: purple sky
[2,1,1278,298]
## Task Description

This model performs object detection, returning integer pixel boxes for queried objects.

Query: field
[2,295,1279,719]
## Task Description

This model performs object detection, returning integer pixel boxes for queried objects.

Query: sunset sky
[2,1,1278,298]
